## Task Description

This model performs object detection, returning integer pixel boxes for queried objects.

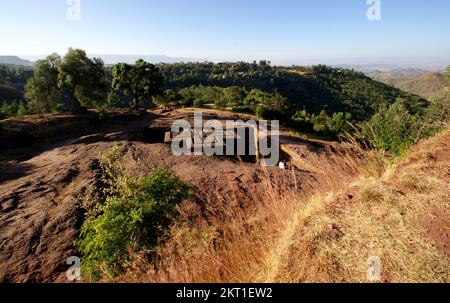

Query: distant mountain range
[14,54,206,66]
[92,55,207,65]
[0,56,34,66]
[337,64,448,78]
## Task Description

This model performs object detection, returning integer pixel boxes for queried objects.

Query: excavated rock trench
[0,111,327,282]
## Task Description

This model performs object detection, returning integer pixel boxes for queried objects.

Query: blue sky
[0,0,449,65]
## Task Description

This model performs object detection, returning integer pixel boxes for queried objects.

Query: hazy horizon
[9,53,448,70]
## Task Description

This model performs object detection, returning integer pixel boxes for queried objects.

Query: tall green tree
[58,48,105,113]
[111,60,163,110]
[24,54,61,112]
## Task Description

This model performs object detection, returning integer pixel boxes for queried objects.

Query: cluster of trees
[291,109,352,137]
[0,49,165,117]
[153,85,288,117]
[18,49,107,114]
[0,65,32,118]
[0,65,31,86]
[157,62,428,123]
[160,60,275,88]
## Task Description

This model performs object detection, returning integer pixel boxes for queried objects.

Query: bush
[291,109,351,137]
[0,100,20,118]
[106,91,133,109]
[75,146,192,280]
[421,97,450,137]
[75,168,192,281]
[17,103,29,116]
[106,91,121,108]
[363,100,420,155]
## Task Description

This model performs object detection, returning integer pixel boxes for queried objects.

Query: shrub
[106,91,121,108]
[363,99,420,155]
[421,97,450,137]
[311,110,330,134]
[291,109,351,137]
[98,143,127,198]
[328,112,352,134]
[75,170,191,280]
[0,100,20,118]
[17,103,29,116]
[75,149,192,281]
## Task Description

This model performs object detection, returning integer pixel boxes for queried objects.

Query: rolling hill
[159,63,430,121]
[374,71,450,101]
[0,56,34,67]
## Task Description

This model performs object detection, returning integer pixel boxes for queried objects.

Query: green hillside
[1,57,431,139]
[159,63,429,121]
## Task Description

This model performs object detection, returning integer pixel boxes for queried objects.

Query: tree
[24,54,61,112]
[312,110,330,134]
[58,48,105,113]
[328,112,352,134]
[111,60,163,110]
